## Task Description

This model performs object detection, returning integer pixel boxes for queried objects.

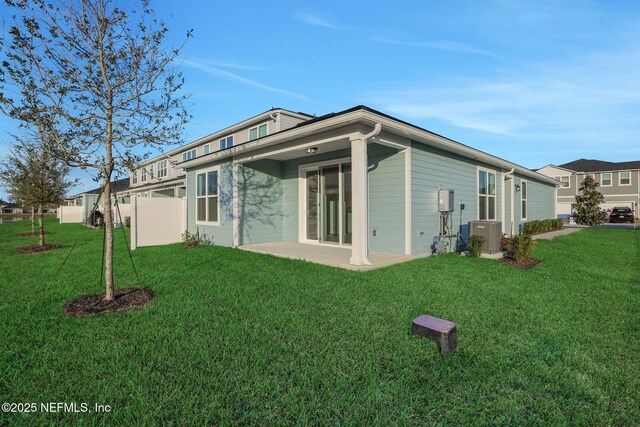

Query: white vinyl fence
[58,205,84,223]
[130,197,186,249]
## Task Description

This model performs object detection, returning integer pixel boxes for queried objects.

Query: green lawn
[1,219,638,425]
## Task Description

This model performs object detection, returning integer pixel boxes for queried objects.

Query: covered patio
[239,242,413,271]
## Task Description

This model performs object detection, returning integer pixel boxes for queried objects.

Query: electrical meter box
[438,189,454,212]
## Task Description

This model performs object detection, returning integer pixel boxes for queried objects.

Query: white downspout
[361,123,382,265]
[503,168,515,236]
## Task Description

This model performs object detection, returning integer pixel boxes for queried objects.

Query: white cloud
[183,59,308,100]
[294,11,341,29]
[371,36,497,57]
[368,49,640,148]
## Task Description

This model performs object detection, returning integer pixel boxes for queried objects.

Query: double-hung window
[196,168,219,224]
[601,173,612,186]
[149,165,154,179]
[131,171,138,185]
[219,135,234,150]
[141,168,147,182]
[478,169,496,220]
[248,124,267,141]
[157,160,168,179]
[521,181,528,220]
[203,144,210,155]
[619,171,631,185]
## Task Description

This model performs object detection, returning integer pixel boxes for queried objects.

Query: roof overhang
[180,108,560,186]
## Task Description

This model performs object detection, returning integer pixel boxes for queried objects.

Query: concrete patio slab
[239,242,413,271]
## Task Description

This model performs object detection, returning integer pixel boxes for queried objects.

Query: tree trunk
[31,207,35,233]
[103,177,115,301]
[38,205,45,246]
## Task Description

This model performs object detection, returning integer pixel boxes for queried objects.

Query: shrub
[522,218,563,235]
[182,229,208,248]
[507,234,537,262]
[500,233,511,251]
[467,235,485,257]
[124,216,131,228]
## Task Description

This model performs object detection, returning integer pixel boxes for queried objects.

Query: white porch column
[350,136,368,265]
[232,160,240,247]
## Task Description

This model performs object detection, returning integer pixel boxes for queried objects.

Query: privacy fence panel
[130,197,186,249]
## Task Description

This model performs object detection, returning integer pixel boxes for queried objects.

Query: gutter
[361,123,382,266]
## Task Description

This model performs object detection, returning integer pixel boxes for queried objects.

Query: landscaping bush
[522,218,563,235]
[125,216,131,228]
[467,235,485,257]
[507,234,537,262]
[181,229,208,248]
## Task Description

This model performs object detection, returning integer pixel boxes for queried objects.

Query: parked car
[609,207,635,223]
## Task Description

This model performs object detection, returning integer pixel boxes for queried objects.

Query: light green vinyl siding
[515,176,556,233]
[368,144,405,253]
[237,159,283,245]
[186,159,234,246]
[411,143,502,255]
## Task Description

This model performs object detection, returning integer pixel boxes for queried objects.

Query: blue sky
[1,0,639,199]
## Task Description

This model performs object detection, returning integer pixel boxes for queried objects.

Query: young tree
[0,136,74,245]
[573,174,607,226]
[0,0,190,300]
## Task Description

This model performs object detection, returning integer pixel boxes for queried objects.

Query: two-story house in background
[127,108,313,198]
[537,159,640,218]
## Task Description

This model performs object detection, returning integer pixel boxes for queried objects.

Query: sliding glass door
[303,161,351,245]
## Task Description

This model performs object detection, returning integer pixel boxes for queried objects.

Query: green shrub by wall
[522,218,563,235]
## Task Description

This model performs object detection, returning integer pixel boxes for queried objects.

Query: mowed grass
[1,219,638,425]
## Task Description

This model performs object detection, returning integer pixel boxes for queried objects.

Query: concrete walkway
[239,241,413,271]
[532,227,585,240]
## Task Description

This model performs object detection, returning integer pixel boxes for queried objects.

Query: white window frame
[619,171,631,186]
[219,135,234,150]
[195,166,220,226]
[248,123,268,141]
[554,175,570,188]
[521,180,528,220]
[182,149,197,162]
[141,167,147,182]
[203,144,210,155]
[601,172,612,187]
[477,167,497,221]
[157,160,168,179]
[131,170,138,185]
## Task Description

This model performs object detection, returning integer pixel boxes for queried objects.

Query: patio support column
[350,135,368,265]
[232,160,239,247]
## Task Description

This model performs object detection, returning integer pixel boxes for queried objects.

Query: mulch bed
[63,287,154,317]
[18,231,48,237]
[499,257,541,270]
[14,244,62,254]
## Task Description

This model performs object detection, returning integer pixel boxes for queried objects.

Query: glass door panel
[342,164,352,244]
[306,170,319,240]
[321,166,340,243]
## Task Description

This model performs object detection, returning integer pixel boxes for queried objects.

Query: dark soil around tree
[63,287,154,317]
[500,257,541,270]
[18,231,49,237]
[14,243,62,254]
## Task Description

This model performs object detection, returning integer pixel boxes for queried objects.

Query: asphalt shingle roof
[558,159,640,173]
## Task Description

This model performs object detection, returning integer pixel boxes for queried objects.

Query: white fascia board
[179,108,560,187]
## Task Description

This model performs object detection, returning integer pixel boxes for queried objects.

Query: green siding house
[178,106,557,266]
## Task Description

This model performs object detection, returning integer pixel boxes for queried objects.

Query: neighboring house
[537,159,640,217]
[63,178,131,223]
[1,203,24,214]
[151,105,557,265]
[128,108,313,199]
